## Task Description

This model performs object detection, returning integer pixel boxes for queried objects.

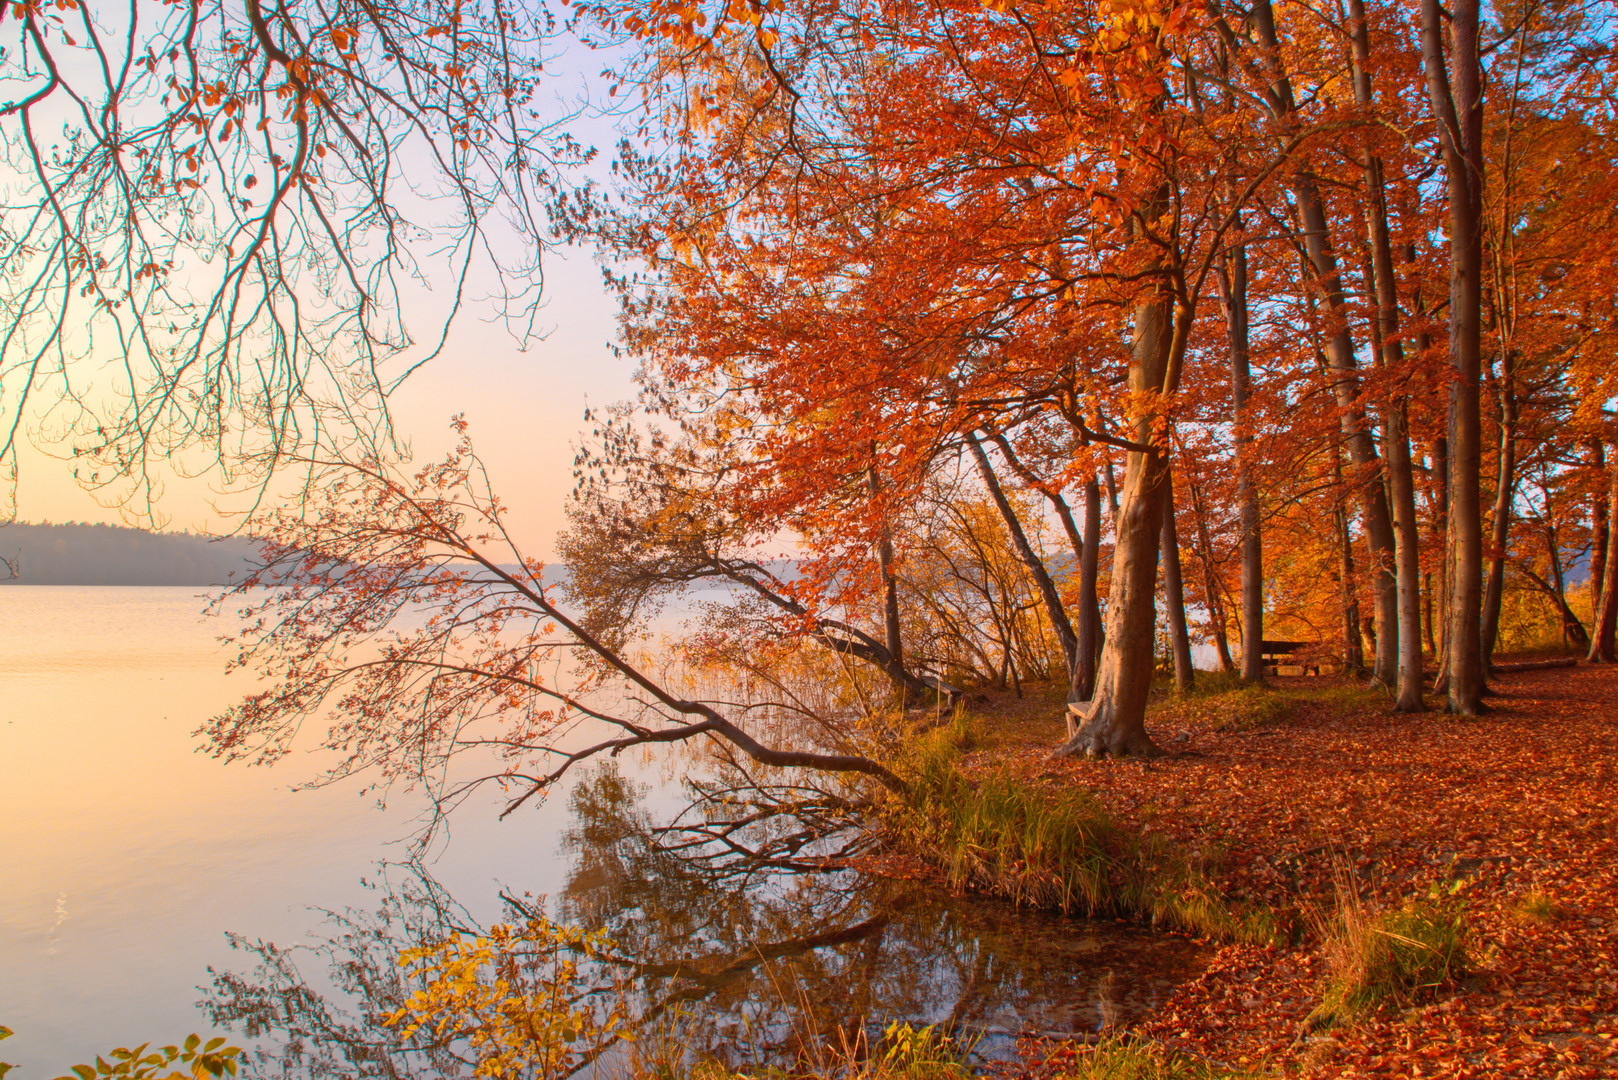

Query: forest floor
[948,661,1618,1079]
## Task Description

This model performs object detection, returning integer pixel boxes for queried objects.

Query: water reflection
[204,766,1206,1074]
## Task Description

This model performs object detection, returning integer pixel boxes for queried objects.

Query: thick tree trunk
[1424,0,1486,713]
[1588,463,1618,662]
[1161,468,1195,691]
[1059,274,1184,758]
[1215,240,1264,684]
[967,430,1079,681]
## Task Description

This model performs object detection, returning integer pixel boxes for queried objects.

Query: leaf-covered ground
[953,664,1618,1078]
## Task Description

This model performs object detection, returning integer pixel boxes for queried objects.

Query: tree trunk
[1215,238,1264,684]
[1347,0,1422,709]
[1186,471,1237,672]
[1161,467,1195,692]
[1254,0,1398,687]
[1588,463,1618,662]
[868,457,909,699]
[966,430,1079,681]
[1431,435,1450,669]
[1516,556,1588,648]
[1590,440,1608,624]
[1424,0,1486,713]
[1480,360,1518,664]
[1059,260,1184,758]
[1335,451,1366,673]
[1070,472,1104,702]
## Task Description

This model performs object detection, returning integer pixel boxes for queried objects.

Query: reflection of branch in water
[202,766,1209,1077]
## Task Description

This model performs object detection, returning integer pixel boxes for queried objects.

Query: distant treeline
[0,522,261,586]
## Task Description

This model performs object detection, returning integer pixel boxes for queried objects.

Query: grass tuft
[1512,889,1565,924]
[1047,1034,1265,1079]
[892,713,1281,944]
[1306,879,1470,1030]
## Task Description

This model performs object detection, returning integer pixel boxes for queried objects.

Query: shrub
[1307,882,1470,1030]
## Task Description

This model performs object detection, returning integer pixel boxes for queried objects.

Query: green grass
[1306,882,1470,1030]
[655,1023,972,1080]
[1047,1035,1266,1079]
[891,714,1281,945]
[1513,889,1566,924]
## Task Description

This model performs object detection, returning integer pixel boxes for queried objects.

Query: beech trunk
[1161,468,1195,691]
[1424,0,1486,713]
[1059,278,1182,758]
[1215,239,1264,683]
[1588,463,1618,662]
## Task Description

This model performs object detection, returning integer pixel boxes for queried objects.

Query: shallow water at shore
[1,586,1208,1072]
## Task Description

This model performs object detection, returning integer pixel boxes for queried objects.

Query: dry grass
[1305,874,1470,1031]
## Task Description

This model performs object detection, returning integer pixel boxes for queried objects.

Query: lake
[1,587,1206,1074]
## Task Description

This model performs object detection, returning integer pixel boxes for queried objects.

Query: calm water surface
[1,587,1206,1074]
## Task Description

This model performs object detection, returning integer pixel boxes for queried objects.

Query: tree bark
[1334,450,1366,673]
[1215,237,1264,684]
[1590,440,1608,624]
[1344,1,1424,710]
[1059,252,1184,758]
[1588,462,1618,662]
[1185,471,1237,672]
[1254,0,1399,687]
[868,456,909,699]
[1481,359,1518,665]
[1161,467,1196,691]
[1424,0,1486,712]
[1069,471,1104,702]
[966,430,1080,681]
[1515,558,1588,648]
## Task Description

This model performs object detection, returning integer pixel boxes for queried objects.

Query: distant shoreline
[0,522,259,587]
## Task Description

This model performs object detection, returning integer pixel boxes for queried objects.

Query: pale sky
[9,42,641,561]
[10,245,634,559]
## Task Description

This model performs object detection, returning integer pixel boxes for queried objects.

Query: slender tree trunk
[1516,556,1588,648]
[1424,0,1486,713]
[1254,0,1398,686]
[1590,440,1608,623]
[1347,0,1423,709]
[1544,524,1582,647]
[1588,463,1618,662]
[1423,572,1436,655]
[1161,467,1195,691]
[1335,451,1366,673]
[967,430,1079,680]
[1215,239,1264,684]
[1431,435,1451,678]
[1060,252,1186,758]
[1481,360,1518,664]
[869,457,908,699]
[1070,472,1104,702]
[1186,471,1237,672]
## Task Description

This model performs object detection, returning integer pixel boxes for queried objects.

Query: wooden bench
[1259,639,1324,676]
